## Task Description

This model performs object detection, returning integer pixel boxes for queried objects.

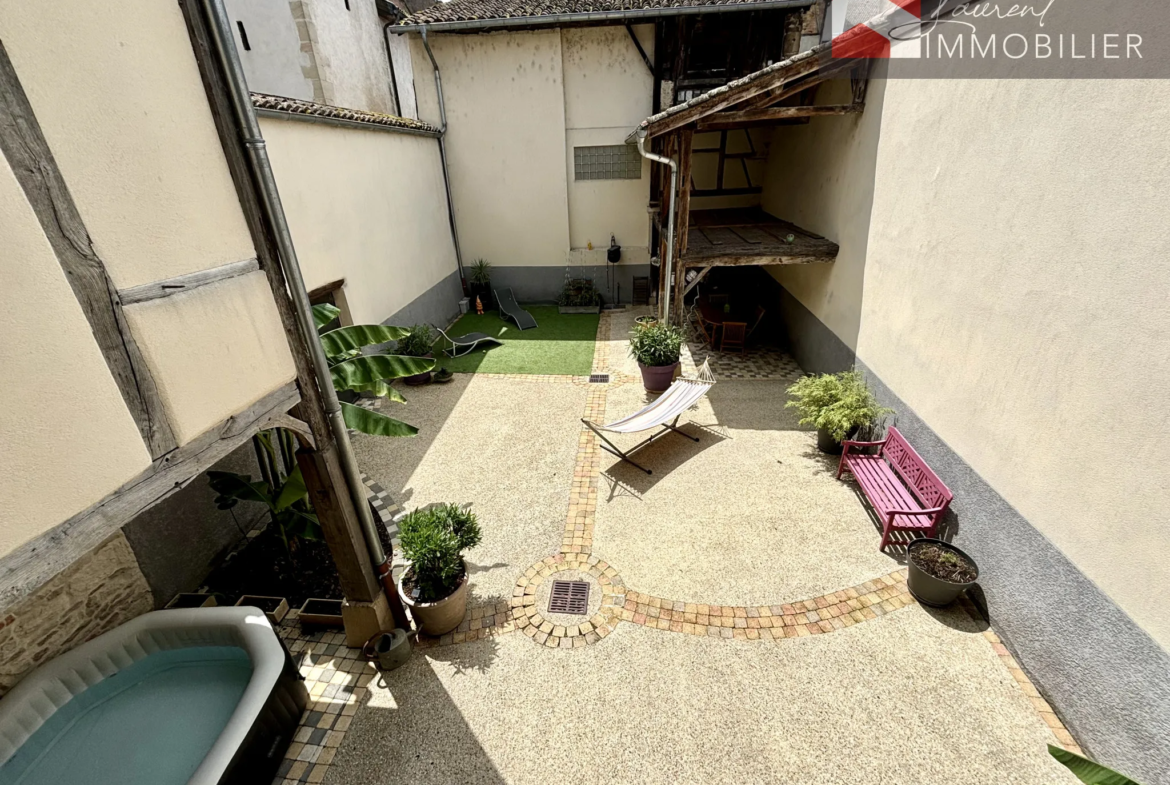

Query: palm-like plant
[312,304,435,436]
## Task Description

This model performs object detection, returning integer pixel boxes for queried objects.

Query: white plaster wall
[764,77,1170,648]
[124,272,297,446]
[223,0,314,100]
[386,30,418,119]
[562,26,652,263]
[0,0,257,290]
[761,77,886,349]
[0,159,151,555]
[260,116,458,324]
[310,0,395,114]
[411,30,571,269]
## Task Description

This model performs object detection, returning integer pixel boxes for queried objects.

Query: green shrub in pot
[785,370,892,453]
[397,504,483,635]
[628,321,685,392]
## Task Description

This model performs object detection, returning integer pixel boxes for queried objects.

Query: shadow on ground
[601,422,728,499]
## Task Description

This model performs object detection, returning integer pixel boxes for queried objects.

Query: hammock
[582,359,716,474]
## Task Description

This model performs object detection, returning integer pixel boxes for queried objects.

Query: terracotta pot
[404,353,434,386]
[638,361,679,393]
[397,565,470,635]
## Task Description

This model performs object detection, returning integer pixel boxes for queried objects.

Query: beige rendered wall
[411,29,570,269]
[763,77,1170,647]
[0,158,151,555]
[562,26,652,266]
[0,0,256,289]
[308,0,396,114]
[260,116,459,324]
[760,77,886,350]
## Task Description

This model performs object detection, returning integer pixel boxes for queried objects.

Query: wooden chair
[720,322,747,353]
[695,313,719,346]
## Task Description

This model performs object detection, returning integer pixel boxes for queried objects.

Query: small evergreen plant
[399,504,482,602]
[785,371,892,442]
[628,321,685,367]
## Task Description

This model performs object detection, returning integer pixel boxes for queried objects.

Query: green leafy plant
[785,370,892,442]
[468,259,493,286]
[312,304,433,437]
[398,504,483,602]
[209,428,320,552]
[1049,745,1143,785]
[557,278,601,307]
[628,321,685,367]
[394,323,435,358]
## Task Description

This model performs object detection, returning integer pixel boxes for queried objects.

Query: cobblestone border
[414,600,516,648]
[510,553,625,648]
[619,571,914,640]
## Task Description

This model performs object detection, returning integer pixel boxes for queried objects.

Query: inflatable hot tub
[0,607,307,785]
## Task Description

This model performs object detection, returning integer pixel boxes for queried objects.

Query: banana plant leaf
[313,303,341,329]
[1049,745,1142,785]
[207,471,273,512]
[331,355,435,394]
[273,465,309,512]
[342,401,419,437]
[320,325,411,362]
[280,508,323,541]
[365,379,407,403]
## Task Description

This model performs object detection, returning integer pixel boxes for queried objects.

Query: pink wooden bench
[836,426,954,551]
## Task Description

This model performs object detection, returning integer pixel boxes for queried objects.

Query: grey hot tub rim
[0,607,308,785]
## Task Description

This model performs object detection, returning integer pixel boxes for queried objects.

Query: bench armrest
[886,506,946,517]
[841,438,887,454]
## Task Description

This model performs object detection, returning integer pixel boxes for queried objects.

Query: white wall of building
[260,116,459,325]
[223,0,315,100]
[310,0,396,114]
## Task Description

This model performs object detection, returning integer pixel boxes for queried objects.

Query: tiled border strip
[414,600,515,649]
[619,571,913,640]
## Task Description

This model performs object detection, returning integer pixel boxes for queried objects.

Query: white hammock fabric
[594,359,716,434]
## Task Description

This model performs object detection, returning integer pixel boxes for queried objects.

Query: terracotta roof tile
[398,0,808,28]
[251,93,440,135]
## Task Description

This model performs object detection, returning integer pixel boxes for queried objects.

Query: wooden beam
[734,58,857,113]
[673,129,693,325]
[0,42,178,460]
[0,382,301,608]
[682,266,711,298]
[697,104,863,131]
[118,258,260,305]
[178,0,333,451]
[681,253,835,267]
[645,46,828,139]
[297,445,380,604]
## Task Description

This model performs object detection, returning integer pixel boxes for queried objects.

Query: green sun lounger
[495,288,538,330]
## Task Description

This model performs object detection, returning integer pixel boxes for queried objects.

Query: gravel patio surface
[326,604,1075,785]
[591,378,896,606]
[351,374,586,604]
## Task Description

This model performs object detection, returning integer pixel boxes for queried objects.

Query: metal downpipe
[421,28,466,284]
[201,0,400,603]
[637,129,677,324]
[381,21,403,117]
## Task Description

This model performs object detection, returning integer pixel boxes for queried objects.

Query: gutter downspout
[381,21,403,118]
[420,28,466,287]
[636,128,677,324]
[202,0,403,612]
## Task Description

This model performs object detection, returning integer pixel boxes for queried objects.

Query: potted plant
[785,371,892,454]
[557,278,602,314]
[906,538,979,607]
[395,324,436,386]
[468,259,493,311]
[397,503,482,635]
[629,321,685,393]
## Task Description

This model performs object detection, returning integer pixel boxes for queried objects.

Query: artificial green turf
[436,306,598,375]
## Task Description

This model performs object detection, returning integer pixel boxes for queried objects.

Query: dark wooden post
[674,128,694,324]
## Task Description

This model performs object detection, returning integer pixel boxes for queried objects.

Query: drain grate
[548,580,590,615]
[588,373,610,384]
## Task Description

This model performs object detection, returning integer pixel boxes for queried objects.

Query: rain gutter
[420,28,466,284]
[636,128,677,324]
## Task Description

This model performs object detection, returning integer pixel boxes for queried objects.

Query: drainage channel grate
[548,580,590,615]
[588,373,610,384]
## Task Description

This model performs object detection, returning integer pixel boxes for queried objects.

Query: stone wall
[0,532,153,695]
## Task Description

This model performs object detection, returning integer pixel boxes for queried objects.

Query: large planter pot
[404,353,433,386]
[638,361,679,393]
[397,565,470,636]
[816,427,847,454]
[906,538,979,607]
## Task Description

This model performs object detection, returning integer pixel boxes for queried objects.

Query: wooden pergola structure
[637,43,870,323]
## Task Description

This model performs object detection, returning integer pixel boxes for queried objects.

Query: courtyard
[272,308,1079,785]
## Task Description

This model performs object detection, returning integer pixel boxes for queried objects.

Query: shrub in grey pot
[397,504,482,635]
